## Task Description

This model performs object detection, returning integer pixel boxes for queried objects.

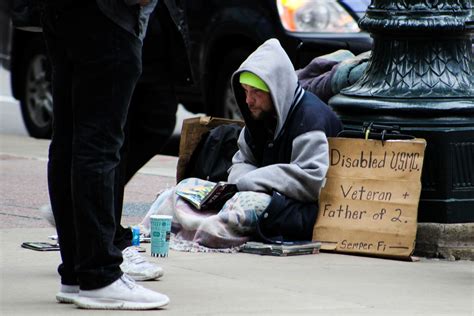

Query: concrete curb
[415,222,474,261]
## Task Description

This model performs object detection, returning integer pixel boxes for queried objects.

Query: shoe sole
[73,296,170,310]
[56,292,78,304]
[127,270,164,281]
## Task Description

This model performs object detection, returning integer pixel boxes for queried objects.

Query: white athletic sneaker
[56,284,79,303]
[73,274,169,310]
[121,246,164,281]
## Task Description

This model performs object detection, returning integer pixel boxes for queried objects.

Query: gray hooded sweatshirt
[228,38,342,203]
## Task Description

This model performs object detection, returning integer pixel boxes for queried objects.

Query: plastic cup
[150,215,172,257]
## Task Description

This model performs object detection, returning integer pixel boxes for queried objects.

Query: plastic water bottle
[131,226,140,246]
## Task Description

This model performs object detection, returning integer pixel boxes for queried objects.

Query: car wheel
[211,48,253,120]
[19,39,52,139]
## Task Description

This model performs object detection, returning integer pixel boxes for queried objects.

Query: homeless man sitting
[139,38,342,250]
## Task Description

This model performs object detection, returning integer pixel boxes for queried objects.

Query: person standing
[114,0,193,280]
[41,0,170,310]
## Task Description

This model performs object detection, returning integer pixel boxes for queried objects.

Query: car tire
[210,47,253,120]
[18,37,52,139]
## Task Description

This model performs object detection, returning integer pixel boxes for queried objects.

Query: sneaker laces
[122,246,146,264]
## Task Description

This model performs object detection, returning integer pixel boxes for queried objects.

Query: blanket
[296,49,370,103]
[138,178,271,252]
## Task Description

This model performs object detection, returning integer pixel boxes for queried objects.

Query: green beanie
[239,72,269,92]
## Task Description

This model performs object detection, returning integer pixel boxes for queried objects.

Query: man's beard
[250,108,272,121]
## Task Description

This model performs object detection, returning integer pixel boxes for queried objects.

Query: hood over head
[231,38,302,138]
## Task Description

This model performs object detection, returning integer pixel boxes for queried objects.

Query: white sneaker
[73,274,169,310]
[56,284,79,303]
[121,246,164,281]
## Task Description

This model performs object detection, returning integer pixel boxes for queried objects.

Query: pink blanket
[138,178,271,252]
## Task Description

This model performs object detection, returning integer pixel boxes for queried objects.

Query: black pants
[115,5,179,250]
[256,191,318,243]
[42,2,142,290]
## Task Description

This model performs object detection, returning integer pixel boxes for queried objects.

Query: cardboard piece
[313,137,426,259]
[176,116,244,183]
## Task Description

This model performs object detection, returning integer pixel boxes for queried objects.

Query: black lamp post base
[329,0,473,223]
[330,95,474,115]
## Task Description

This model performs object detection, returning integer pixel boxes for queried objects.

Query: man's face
[241,84,274,120]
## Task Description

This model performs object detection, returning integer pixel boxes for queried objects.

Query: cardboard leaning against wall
[313,137,427,259]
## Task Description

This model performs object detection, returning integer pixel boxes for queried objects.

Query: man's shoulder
[294,92,337,122]
[289,91,342,136]
[300,91,333,113]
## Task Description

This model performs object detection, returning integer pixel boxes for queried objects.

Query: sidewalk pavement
[1,134,473,315]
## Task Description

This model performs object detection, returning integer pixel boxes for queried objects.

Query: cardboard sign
[313,137,426,259]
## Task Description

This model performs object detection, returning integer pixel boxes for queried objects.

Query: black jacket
[254,91,342,243]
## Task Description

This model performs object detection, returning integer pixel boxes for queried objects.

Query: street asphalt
[0,133,473,315]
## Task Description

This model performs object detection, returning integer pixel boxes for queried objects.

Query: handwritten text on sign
[313,138,426,258]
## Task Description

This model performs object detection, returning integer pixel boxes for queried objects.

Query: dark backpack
[184,124,242,182]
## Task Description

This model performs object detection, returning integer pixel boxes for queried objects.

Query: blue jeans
[42,1,142,290]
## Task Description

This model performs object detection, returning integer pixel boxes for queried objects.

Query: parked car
[0,1,12,69]
[8,0,372,139]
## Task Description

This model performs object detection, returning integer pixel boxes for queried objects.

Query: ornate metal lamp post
[330,0,474,223]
